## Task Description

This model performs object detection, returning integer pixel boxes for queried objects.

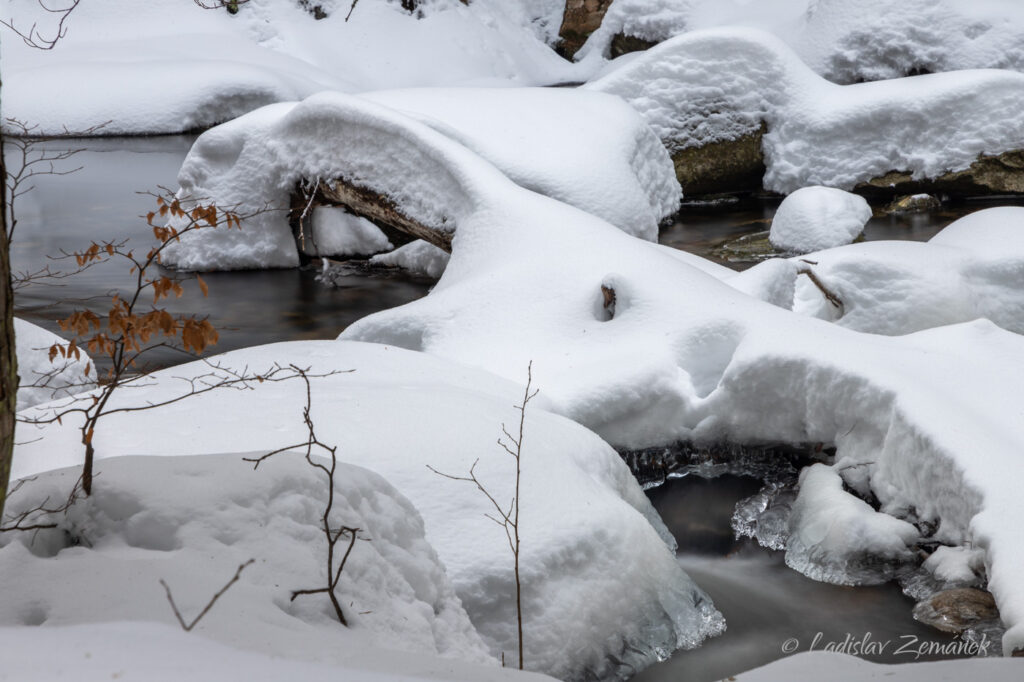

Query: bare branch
[0,0,81,50]
[161,559,255,632]
[797,267,843,309]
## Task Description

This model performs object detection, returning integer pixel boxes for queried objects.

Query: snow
[0,621,558,682]
[372,240,451,279]
[1,0,590,136]
[586,27,1024,194]
[300,207,392,258]
[768,187,871,253]
[326,123,1024,653]
[784,207,1024,335]
[13,317,95,411]
[924,546,986,585]
[734,651,1023,681]
[0,454,491,664]
[14,340,724,679]
[785,464,919,585]
[577,0,1024,86]
[163,88,678,270]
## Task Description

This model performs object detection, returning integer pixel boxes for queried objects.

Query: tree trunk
[0,103,19,520]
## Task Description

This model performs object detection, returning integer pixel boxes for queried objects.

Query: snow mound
[768,187,870,253]
[587,27,1024,193]
[0,454,489,663]
[578,0,1024,86]
[785,464,919,585]
[164,89,678,270]
[1,0,587,135]
[371,240,451,279]
[15,341,724,680]
[14,318,95,411]
[0,621,557,682]
[786,207,1024,335]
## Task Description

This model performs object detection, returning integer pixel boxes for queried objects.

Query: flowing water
[9,136,1015,678]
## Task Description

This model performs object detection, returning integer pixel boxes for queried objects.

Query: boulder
[912,588,1000,634]
[857,150,1024,199]
[671,123,767,197]
[558,0,614,58]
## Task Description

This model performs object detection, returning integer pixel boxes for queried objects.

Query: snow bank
[0,621,557,682]
[164,89,678,270]
[586,27,1024,194]
[768,187,870,253]
[578,0,1024,86]
[0,454,490,664]
[300,207,392,258]
[736,651,1022,681]
[333,138,1024,653]
[2,0,587,135]
[15,341,724,680]
[14,317,95,411]
[785,207,1024,335]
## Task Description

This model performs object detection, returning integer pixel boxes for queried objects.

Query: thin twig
[160,559,255,632]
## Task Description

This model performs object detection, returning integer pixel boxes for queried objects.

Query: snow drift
[14,341,724,680]
[14,318,95,411]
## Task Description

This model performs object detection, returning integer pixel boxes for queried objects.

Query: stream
[9,135,1018,679]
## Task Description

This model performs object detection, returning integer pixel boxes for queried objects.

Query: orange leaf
[196,275,209,297]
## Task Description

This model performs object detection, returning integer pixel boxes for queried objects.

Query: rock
[671,123,767,197]
[912,588,1000,634]
[610,33,659,59]
[558,0,614,59]
[857,149,1024,199]
[881,193,942,214]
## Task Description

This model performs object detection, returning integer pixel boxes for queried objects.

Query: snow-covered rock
[768,187,871,253]
[786,207,1024,335]
[1,0,589,135]
[0,454,491,664]
[587,27,1024,195]
[163,89,678,270]
[371,240,451,279]
[14,318,95,411]
[14,341,724,680]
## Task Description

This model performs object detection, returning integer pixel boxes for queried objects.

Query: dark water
[637,475,974,682]
[8,136,434,373]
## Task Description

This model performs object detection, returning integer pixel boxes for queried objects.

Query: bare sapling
[428,361,538,669]
[244,365,363,627]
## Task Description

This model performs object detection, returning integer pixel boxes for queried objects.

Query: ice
[785,464,919,585]
[14,340,724,679]
[768,187,871,253]
[13,318,95,411]
[587,27,1024,194]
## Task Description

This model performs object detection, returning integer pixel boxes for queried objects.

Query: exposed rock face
[912,588,1000,634]
[558,0,614,58]
[857,150,1024,199]
[881,193,942,214]
[610,33,659,58]
[671,124,767,197]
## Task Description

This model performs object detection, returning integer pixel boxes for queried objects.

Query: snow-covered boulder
[768,187,871,253]
[1,0,586,135]
[14,317,95,411]
[785,207,1024,335]
[587,27,1024,196]
[371,240,451,279]
[164,89,678,270]
[14,341,724,680]
[0,454,491,664]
